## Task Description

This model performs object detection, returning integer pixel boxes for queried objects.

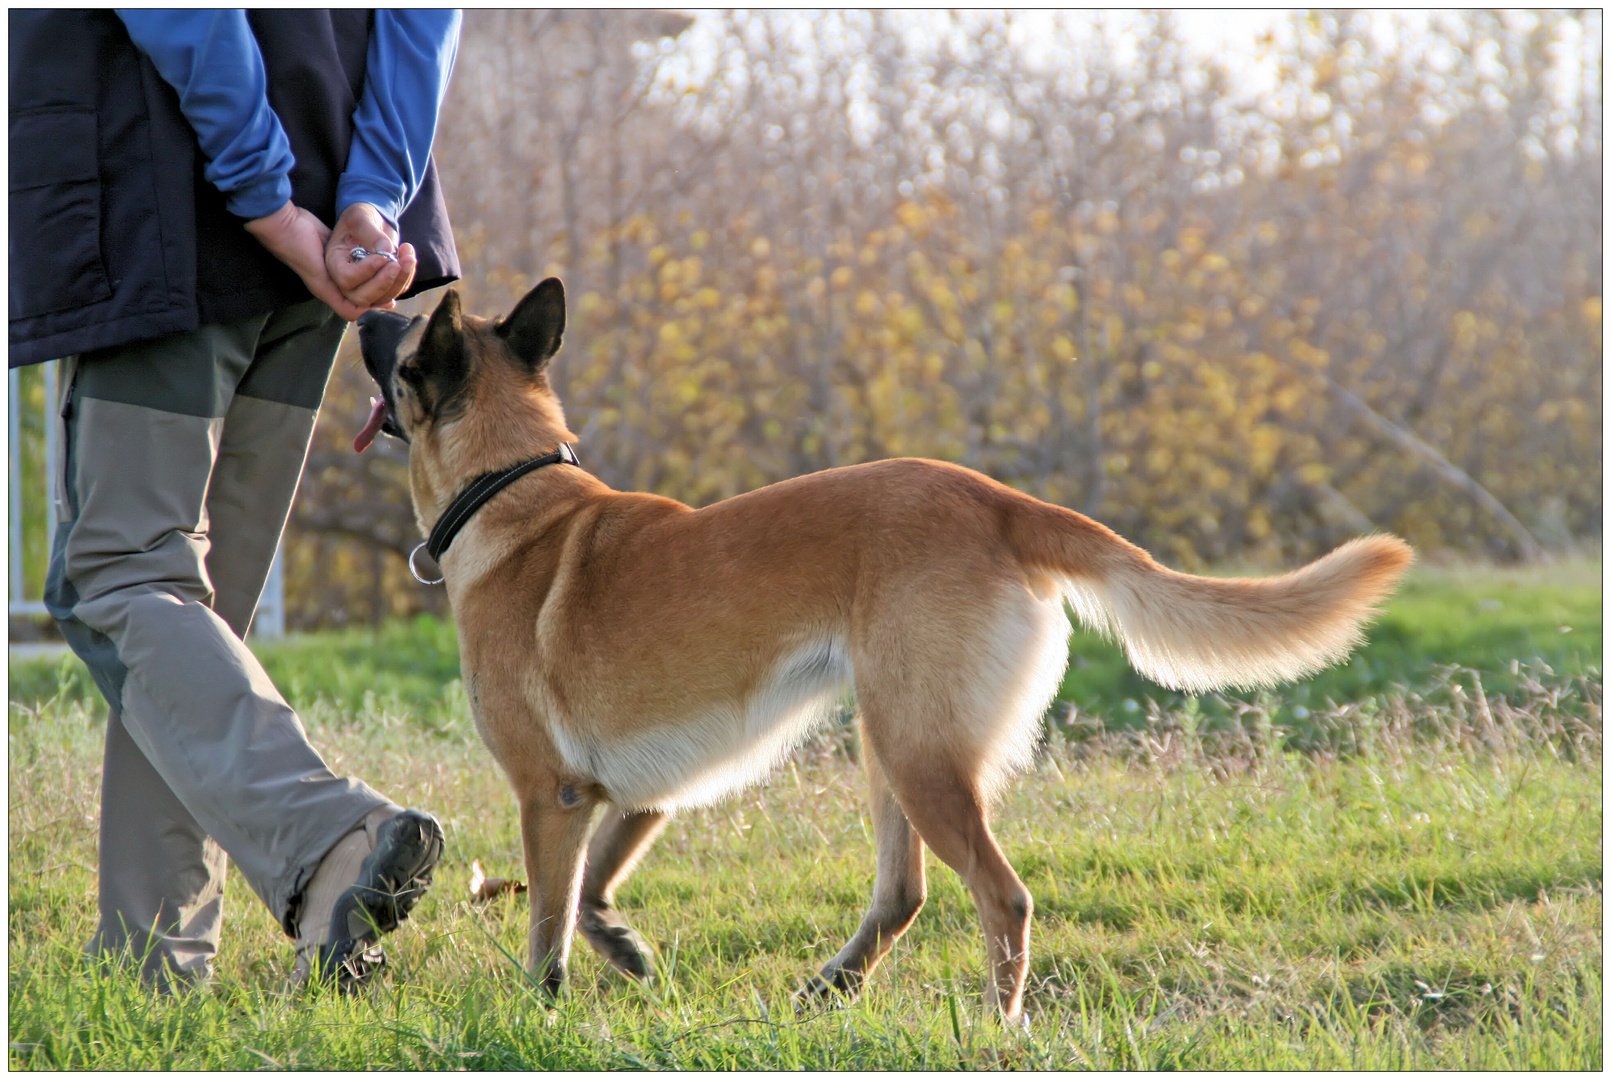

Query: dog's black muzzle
[357,309,414,442]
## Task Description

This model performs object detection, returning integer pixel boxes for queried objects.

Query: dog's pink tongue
[354,397,388,453]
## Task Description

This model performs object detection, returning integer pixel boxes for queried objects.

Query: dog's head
[356,279,576,514]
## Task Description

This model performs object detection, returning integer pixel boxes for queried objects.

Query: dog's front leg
[518,783,598,997]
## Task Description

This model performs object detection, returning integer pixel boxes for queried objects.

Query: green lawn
[10,557,1602,725]
[7,558,1602,1069]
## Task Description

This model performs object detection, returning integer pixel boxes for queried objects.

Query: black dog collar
[409,444,580,585]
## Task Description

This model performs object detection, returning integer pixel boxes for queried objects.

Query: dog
[356,279,1411,1024]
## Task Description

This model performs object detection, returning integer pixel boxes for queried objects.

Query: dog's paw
[792,968,864,1016]
[578,905,656,983]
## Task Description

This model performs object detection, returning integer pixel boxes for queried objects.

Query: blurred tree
[282,10,1600,628]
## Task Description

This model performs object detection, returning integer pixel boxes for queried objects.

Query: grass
[8,613,467,723]
[8,557,1602,1068]
[8,676,1601,1067]
[9,556,1602,725]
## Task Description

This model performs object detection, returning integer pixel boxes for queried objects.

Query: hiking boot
[291,806,444,989]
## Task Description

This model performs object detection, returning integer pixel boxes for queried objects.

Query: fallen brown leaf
[469,857,528,902]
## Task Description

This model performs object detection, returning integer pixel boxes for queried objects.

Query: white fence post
[9,366,24,607]
[253,542,287,640]
[8,363,52,618]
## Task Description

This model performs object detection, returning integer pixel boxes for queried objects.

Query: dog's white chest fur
[547,637,853,811]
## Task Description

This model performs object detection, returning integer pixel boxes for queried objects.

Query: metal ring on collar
[409,542,445,586]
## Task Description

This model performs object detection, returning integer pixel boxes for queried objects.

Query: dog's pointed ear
[496,278,565,373]
[413,287,470,403]
[422,287,465,361]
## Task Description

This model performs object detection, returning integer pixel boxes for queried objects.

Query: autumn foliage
[287,10,1601,628]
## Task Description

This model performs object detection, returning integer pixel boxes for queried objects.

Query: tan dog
[356,280,1411,1023]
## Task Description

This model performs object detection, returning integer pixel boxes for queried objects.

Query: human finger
[328,239,399,289]
[343,249,417,308]
[340,257,407,308]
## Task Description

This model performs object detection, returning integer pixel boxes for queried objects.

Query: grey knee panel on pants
[48,301,396,980]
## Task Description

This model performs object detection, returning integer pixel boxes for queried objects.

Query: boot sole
[317,809,445,986]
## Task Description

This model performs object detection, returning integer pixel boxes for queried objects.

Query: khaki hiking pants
[44,299,396,987]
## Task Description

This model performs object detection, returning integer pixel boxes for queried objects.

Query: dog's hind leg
[884,758,1034,1025]
[835,579,1053,1024]
[795,742,927,1010]
[578,806,668,981]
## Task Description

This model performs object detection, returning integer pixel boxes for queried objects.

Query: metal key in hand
[348,245,400,264]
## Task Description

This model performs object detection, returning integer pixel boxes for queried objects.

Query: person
[8,9,463,990]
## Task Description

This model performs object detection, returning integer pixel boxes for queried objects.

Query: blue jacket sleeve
[114,9,294,221]
[335,10,462,228]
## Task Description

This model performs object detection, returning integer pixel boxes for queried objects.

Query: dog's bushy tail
[1008,500,1413,693]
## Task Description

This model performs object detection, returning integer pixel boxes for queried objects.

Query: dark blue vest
[9,9,460,367]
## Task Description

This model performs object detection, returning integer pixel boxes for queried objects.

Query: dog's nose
[357,310,387,330]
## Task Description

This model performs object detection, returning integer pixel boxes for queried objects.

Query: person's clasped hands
[244,200,419,321]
